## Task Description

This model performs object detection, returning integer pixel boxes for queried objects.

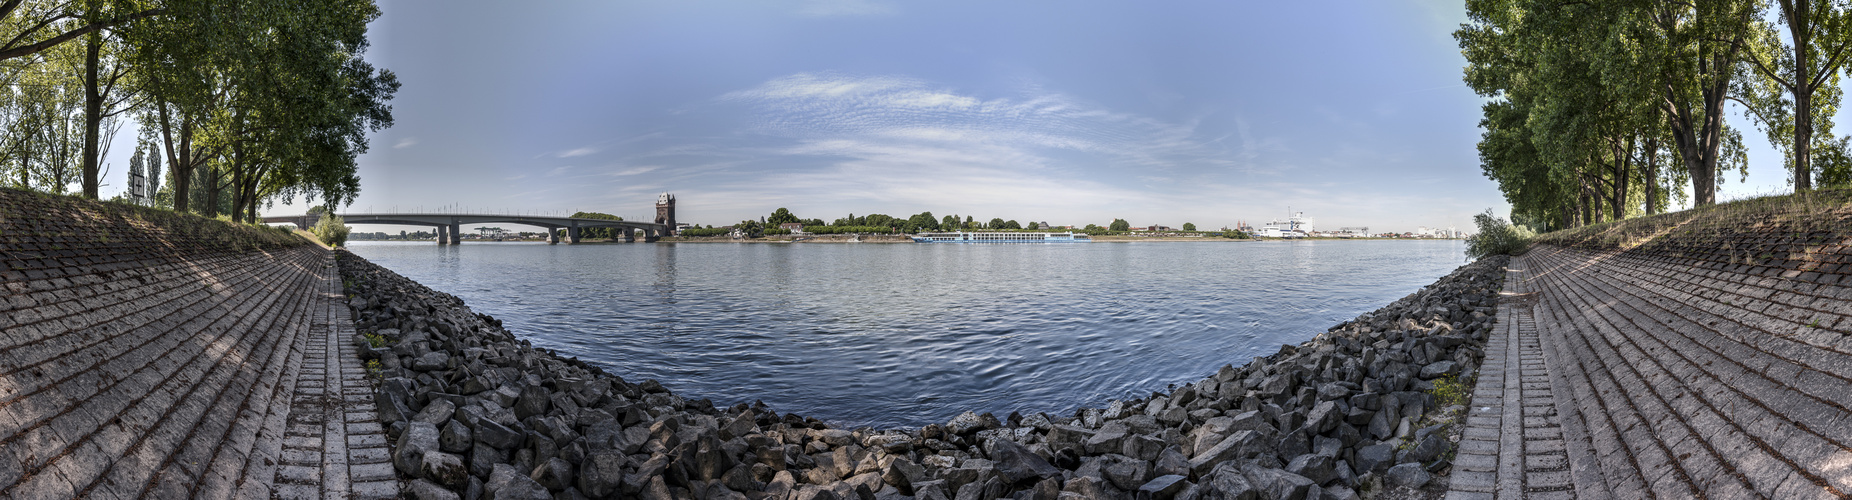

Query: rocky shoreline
[334,249,1507,500]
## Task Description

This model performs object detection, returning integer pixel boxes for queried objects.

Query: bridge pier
[547,228,560,245]
[622,227,635,243]
[437,225,449,244]
[567,226,581,244]
[448,223,461,245]
[643,228,660,243]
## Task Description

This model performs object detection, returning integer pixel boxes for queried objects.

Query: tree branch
[0,7,163,62]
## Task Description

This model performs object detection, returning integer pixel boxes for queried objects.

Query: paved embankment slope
[0,188,391,499]
[1450,192,1852,500]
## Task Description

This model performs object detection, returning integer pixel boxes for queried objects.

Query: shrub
[680,227,731,237]
[312,212,351,247]
[1465,209,1533,259]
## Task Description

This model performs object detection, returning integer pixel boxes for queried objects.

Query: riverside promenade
[0,189,395,499]
[1449,239,1852,499]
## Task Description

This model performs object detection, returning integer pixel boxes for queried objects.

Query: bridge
[263,193,680,244]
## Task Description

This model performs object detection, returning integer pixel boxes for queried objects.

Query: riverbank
[338,240,1505,499]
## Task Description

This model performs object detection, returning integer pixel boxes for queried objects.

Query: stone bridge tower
[655,193,676,235]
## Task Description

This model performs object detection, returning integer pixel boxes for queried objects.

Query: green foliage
[679,227,731,237]
[802,225,894,234]
[1465,209,1535,259]
[1220,230,1249,239]
[767,208,801,225]
[361,332,389,348]
[364,359,382,380]
[1182,222,1196,231]
[1109,219,1130,231]
[569,211,624,239]
[1428,375,1471,408]
[311,211,350,247]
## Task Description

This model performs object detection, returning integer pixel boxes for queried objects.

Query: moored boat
[909,231,1091,243]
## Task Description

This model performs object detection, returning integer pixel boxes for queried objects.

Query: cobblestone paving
[270,255,398,500]
[1455,244,1852,499]
[0,191,391,498]
[1449,257,1584,500]
[0,245,323,498]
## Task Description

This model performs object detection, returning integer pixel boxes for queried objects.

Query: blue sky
[236,0,1802,232]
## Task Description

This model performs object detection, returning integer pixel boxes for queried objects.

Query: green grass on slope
[0,187,308,254]
[1533,188,1852,252]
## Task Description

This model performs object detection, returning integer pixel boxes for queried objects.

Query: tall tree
[1739,0,1852,191]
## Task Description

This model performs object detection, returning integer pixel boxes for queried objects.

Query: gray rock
[1285,454,1337,486]
[421,451,469,487]
[514,385,551,420]
[486,463,551,500]
[1103,458,1152,491]
[1188,431,1267,476]
[1418,361,1459,379]
[1136,474,1189,500]
[1406,430,1450,464]
[1046,425,1096,452]
[1243,466,1316,500]
[395,421,441,477]
[882,457,928,493]
[1205,463,1259,500]
[1385,463,1431,488]
[529,457,574,491]
[413,351,451,371]
[1154,446,1191,477]
[1085,421,1129,455]
[378,377,417,424]
[945,411,998,435]
[440,419,473,453]
[1302,400,1341,434]
[405,478,460,500]
[475,419,526,449]
[415,399,458,425]
[986,437,1061,484]
[692,434,737,481]
[577,450,625,497]
[1122,434,1167,462]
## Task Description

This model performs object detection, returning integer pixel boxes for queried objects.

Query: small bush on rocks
[1466,209,1534,259]
[312,212,351,247]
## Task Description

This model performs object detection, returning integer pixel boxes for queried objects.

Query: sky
[156,0,1811,233]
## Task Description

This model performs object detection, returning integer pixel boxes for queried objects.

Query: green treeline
[1460,0,1852,231]
[0,0,398,222]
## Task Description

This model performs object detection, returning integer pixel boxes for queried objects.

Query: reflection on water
[348,239,1466,427]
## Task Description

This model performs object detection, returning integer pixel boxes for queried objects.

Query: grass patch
[1429,375,1471,408]
[1533,188,1852,252]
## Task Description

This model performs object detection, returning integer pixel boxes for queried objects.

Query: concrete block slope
[1464,229,1852,499]
[0,189,367,499]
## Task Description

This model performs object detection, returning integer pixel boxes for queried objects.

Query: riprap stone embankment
[339,246,1508,500]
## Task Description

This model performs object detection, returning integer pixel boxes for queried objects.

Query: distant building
[1145,225,1173,232]
[779,223,805,233]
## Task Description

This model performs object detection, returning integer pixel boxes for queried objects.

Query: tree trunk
[204,164,219,217]
[1645,138,1660,214]
[1789,0,1816,191]
[159,104,191,213]
[80,30,101,199]
[1613,137,1630,221]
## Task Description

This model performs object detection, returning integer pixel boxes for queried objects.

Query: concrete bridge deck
[1449,243,1852,499]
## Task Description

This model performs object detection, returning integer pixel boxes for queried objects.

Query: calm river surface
[346,239,1467,427]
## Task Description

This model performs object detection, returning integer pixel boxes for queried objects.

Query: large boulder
[394,421,441,477]
[986,437,1061,484]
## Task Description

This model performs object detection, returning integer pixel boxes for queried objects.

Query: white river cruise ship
[910,231,1092,243]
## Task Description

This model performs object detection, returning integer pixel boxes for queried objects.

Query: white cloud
[394,137,417,149]
[557,147,599,158]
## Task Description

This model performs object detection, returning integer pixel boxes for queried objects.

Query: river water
[346,239,1467,428]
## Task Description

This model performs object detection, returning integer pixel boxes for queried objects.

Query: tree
[1738,0,1852,192]
[987,217,1005,229]
[1182,222,1196,231]
[570,211,623,239]
[907,211,939,231]
[767,207,800,225]
[1002,220,1021,229]
[1109,219,1130,231]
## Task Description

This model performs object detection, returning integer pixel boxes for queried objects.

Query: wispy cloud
[394,137,417,149]
[557,147,599,158]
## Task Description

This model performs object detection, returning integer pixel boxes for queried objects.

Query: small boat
[909,231,1091,243]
